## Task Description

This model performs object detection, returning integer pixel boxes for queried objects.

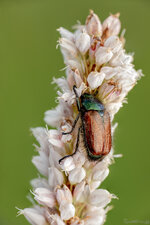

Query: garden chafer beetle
[59,85,111,163]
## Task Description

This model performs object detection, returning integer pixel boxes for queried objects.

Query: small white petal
[89,189,112,208]
[32,151,49,176]
[87,71,105,90]
[19,208,48,225]
[75,32,91,54]
[31,178,49,189]
[95,47,113,66]
[48,167,64,189]
[59,203,75,220]
[69,167,86,184]
[34,188,56,208]
[104,36,122,53]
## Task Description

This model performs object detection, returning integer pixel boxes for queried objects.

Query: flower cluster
[19,10,142,225]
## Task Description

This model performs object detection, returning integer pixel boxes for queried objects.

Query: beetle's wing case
[80,93,111,160]
[82,110,111,160]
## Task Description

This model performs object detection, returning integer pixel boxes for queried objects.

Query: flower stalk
[19,10,142,225]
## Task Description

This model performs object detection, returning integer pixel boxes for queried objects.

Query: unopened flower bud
[89,189,112,208]
[104,36,122,53]
[19,208,48,225]
[56,185,72,205]
[60,156,75,172]
[69,167,86,184]
[102,13,121,37]
[57,27,74,41]
[59,203,75,220]
[34,188,56,208]
[87,71,105,90]
[95,46,113,66]
[86,10,102,37]
[75,31,91,55]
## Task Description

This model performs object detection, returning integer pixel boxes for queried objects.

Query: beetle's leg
[73,85,81,111]
[59,126,81,164]
[62,113,80,135]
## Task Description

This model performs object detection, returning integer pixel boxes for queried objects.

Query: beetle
[59,85,111,163]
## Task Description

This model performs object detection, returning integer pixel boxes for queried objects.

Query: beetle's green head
[81,93,104,111]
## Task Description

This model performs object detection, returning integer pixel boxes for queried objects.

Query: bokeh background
[0,0,150,224]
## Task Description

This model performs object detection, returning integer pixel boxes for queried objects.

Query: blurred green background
[0,0,149,224]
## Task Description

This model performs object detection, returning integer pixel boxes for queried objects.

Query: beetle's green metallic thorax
[81,93,104,112]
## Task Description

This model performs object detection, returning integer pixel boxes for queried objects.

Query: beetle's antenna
[73,85,81,111]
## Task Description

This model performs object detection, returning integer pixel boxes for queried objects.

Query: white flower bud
[19,208,48,225]
[56,185,72,205]
[104,36,122,53]
[102,13,121,37]
[59,37,78,58]
[59,203,75,220]
[48,129,63,148]
[31,178,49,189]
[44,104,64,127]
[75,32,91,54]
[60,156,75,172]
[49,145,62,168]
[93,167,109,181]
[84,208,105,225]
[69,167,86,184]
[100,66,120,80]
[95,46,113,66]
[86,10,102,37]
[89,180,101,192]
[67,59,85,75]
[57,27,74,41]
[34,188,56,208]
[32,151,49,177]
[109,49,133,67]
[31,127,49,153]
[89,189,112,208]
[87,71,105,90]
[73,181,85,202]
[48,167,64,189]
